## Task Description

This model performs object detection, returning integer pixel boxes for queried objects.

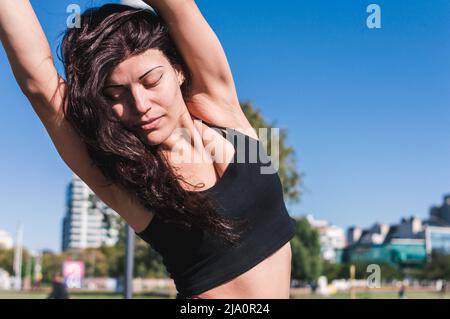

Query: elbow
[20,73,65,106]
[20,78,44,99]
[16,56,60,100]
[19,76,66,124]
[20,79,51,107]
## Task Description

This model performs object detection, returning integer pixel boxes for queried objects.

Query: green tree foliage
[241,101,302,204]
[321,260,404,281]
[291,217,322,282]
[134,238,168,278]
[99,245,124,278]
[416,251,450,280]
[41,250,65,283]
[321,260,342,281]
[83,248,109,277]
[0,248,14,274]
[0,248,30,278]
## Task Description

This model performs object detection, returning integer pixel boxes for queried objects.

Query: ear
[174,64,186,86]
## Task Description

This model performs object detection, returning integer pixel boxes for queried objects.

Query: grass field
[0,288,175,299]
[290,291,450,299]
[1,289,449,299]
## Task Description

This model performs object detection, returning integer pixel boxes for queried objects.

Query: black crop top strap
[190,115,260,164]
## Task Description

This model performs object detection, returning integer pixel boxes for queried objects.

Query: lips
[139,116,162,126]
[137,115,163,130]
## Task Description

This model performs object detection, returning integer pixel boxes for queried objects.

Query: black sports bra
[135,118,296,297]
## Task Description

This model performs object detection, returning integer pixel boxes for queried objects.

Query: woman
[0,0,296,299]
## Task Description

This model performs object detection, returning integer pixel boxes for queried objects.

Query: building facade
[62,174,120,251]
[306,215,346,262]
[342,195,450,267]
[345,239,427,267]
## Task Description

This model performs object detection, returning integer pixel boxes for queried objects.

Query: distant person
[47,273,69,299]
[440,281,447,298]
[310,281,318,294]
[32,274,43,291]
[398,283,406,299]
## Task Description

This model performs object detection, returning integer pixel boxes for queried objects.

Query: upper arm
[0,1,57,95]
[29,80,154,233]
[152,0,240,108]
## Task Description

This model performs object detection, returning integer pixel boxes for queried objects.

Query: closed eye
[142,73,163,89]
[103,87,126,101]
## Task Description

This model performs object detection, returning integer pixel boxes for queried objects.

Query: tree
[134,238,168,278]
[99,245,124,278]
[291,217,322,282]
[241,101,302,204]
[334,261,403,281]
[0,247,30,279]
[0,248,14,274]
[41,251,65,283]
[83,248,109,277]
[416,251,450,280]
[321,260,342,281]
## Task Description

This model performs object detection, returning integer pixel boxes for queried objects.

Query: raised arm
[144,0,240,110]
[0,0,64,121]
[0,0,155,232]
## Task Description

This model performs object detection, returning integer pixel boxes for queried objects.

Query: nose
[130,85,151,115]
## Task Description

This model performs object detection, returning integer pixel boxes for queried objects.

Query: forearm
[0,0,57,95]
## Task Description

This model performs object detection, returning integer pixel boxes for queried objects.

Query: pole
[24,253,33,291]
[124,224,134,299]
[13,223,23,291]
[349,264,356,299]
[33,251,43,290]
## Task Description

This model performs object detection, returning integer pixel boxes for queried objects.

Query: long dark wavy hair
[60,4,247,246]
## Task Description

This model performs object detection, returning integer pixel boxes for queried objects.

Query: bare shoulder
[187,93,259,140]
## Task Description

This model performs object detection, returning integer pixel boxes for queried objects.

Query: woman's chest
[168,120,237,192]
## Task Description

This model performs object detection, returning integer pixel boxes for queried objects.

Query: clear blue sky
[1,0,449,252]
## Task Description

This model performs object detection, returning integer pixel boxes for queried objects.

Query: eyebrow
[103,65,163,89]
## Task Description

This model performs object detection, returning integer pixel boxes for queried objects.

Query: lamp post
[13,223,23,291]
[124,224,134,299]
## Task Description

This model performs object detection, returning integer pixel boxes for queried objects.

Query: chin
[141,130,167,146]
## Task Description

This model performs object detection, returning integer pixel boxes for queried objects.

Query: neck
[159,109,204,163]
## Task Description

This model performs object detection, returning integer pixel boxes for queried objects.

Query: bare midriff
[191,241,293,299]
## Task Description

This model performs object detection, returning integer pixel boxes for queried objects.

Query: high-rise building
[306,215,345,262]
[62,174,120,251]
[429,194,450,226]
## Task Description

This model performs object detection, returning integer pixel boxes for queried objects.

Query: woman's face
[103,48,186,146]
